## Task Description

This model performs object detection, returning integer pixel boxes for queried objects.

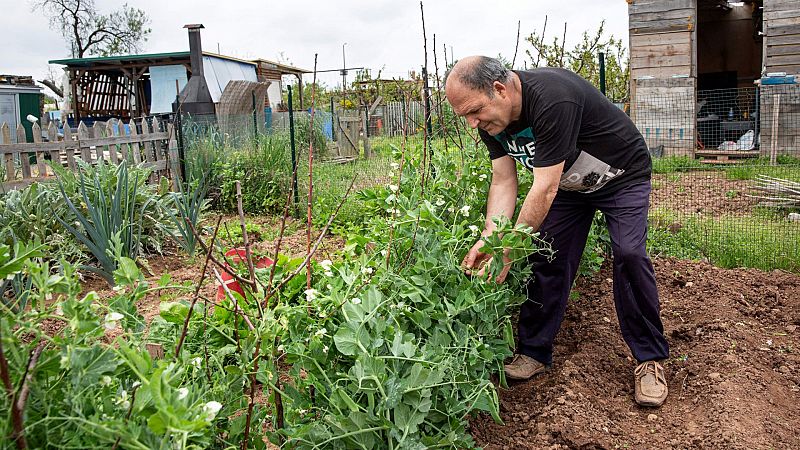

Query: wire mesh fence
[632,84,800,270]
[174,86,800,271]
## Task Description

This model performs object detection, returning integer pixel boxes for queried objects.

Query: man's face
[446,79,512,136]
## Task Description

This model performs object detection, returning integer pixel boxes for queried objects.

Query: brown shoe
[504,354,549,381]
[634,361,668,407]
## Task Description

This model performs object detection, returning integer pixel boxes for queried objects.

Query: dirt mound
[470,257,800,449]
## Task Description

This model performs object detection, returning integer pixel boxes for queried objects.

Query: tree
[525,20,629,103]
[35,0,151,58]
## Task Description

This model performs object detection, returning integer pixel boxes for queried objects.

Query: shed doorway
[696,0,763,151]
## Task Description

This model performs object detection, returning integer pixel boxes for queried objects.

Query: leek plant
[160,176,209,257]
[55,161,153,284]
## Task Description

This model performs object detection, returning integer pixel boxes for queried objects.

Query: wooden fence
[0,117,178,191]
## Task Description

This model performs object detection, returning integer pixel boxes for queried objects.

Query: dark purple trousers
[519,179,669,365]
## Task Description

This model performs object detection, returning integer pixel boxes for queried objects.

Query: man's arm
[516,162,564,232]
[483,155,518,235]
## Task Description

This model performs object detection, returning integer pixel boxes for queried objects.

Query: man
[445,56,669,407]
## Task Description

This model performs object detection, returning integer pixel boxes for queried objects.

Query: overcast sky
[2,0,629,92]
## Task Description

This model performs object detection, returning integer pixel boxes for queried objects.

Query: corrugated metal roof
[49,51,256,67]
[251,59,312,74]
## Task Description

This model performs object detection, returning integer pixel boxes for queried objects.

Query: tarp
[149,65,188,113]
[203,56,258,103]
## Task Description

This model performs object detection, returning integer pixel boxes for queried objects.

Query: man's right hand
[462,238,491,276]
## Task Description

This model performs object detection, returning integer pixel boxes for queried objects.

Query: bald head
[445,55,512,98]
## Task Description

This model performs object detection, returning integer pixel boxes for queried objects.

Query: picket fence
[0,117,179,191]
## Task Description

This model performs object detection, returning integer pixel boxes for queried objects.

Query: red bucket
[216,248,273,301]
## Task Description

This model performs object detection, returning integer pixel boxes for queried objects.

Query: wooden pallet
[695,149,761,164]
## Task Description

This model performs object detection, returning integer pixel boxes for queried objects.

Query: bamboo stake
[306,54,319,293]
[175,215,223,358]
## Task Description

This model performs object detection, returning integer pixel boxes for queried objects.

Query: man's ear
[493,80,507,98]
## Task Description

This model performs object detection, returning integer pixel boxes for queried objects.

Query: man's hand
[462,238,491,276]
[476,248,512,283]
[463,239,513,284]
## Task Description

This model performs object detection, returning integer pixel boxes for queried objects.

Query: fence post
[598,52,606,96]
[330,96,336,142]
[288,85,299,205]
[252,91,258,144]
[174,93,187,184]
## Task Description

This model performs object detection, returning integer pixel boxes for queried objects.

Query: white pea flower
[479,173,488,181]
[469,225,480,236]
[115,390,128,406]
[361,267,373,275]
[324,270,334,277]
[314,327,328,337]
[388,185,399,192]
[298,409,308,415]
[323,345,329,354]
[390,162,400,170]
[326,284,333,290]
[191,357,202,368]
[435,198,445,207]
[447,206,455,213]
[177,387,189,400]
[132,381,141,389]
[203,401,223,420]
[460,205,471,217]
[380,250,388,257]
[320,259,333,271]
[104,312,124,330]
[471,171,477,176]
[277,344,285,352]
[304,289,319,302]
[351,298,362,305]
[100,375,112,387]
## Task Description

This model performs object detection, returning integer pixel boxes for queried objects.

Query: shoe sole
[635,396,667,407]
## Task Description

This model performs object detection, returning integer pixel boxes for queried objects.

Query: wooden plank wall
[764,0,800,75]
[759,85,800,158]
[0,117,178,190]
[763,1,800,158]
[631,78,696,157]
[629,0,697,156]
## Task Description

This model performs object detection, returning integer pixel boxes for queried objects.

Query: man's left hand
[476,249,512,283]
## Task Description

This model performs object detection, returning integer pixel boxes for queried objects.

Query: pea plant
[0,143,552,449]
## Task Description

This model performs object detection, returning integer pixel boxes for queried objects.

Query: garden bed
[470,257,800,449]
[73,222,800,449]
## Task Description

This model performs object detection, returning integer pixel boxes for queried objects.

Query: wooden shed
[628,0,800,159]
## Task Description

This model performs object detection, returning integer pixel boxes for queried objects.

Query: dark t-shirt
[480,67,651,196]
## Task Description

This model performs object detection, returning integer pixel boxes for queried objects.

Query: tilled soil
[650,172,757,217]
[469,257,800,449]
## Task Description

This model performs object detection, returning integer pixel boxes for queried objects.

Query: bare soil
[650,172,757,217]
[469,257,800,450]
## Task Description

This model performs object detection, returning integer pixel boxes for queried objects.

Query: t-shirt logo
[493,128,536,170]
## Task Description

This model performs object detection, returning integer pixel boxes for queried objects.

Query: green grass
[652,156,705,174]
[649,208,800,271]
[723,162,800,181]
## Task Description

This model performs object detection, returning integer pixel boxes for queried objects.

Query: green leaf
[159,301,190,324]
[333,324,368,356]
[68,346,120,389]
[113,256,141,286]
